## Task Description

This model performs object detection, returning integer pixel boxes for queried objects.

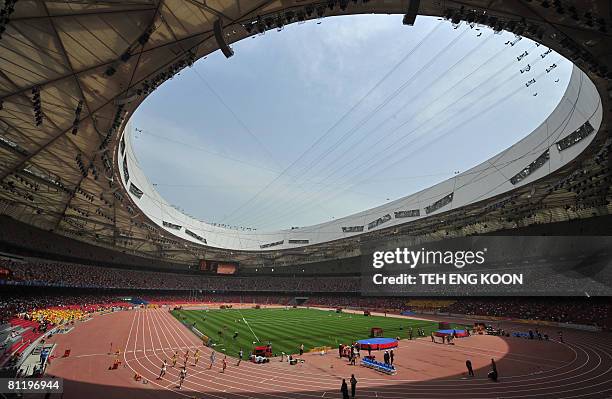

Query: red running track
[41,308,612,399]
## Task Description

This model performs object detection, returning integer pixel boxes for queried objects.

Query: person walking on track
[466,359,474,377]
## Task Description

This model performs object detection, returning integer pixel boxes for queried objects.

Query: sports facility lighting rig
[30,86,43,127]
[441,5,611,80]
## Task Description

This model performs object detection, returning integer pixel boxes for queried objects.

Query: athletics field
[171,307,446,357]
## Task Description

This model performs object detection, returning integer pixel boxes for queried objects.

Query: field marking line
[120,309,607,397]
[122,310,195,399]
[73,353,112,358]
[238,309,260,342]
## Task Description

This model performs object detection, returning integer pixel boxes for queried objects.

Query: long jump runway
[43,308,612,399]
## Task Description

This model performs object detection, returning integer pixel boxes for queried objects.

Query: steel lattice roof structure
[0,0,610,266]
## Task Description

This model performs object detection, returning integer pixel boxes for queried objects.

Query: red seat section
[7,318,43,354]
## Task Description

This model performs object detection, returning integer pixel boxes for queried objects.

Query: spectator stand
[0,322,15,353]
[2,318,43,359]
[17,342,55,377]
[0,319,57,375]
[0,303,128,374]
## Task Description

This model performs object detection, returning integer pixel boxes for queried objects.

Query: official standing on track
[350,374,357,398]
[341,379,349,399]
[488,358,498,381]
[237,348,243,366]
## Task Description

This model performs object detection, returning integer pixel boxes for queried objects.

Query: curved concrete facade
[119,64,602,251]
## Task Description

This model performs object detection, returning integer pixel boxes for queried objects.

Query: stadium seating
[0,258,359,292]
[6,318,42,355]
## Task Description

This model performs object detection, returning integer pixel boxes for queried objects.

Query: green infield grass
[171,307,451,358]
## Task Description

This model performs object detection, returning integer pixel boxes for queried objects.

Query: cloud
[131,15,573,230]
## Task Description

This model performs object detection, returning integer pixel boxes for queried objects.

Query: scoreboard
[199,260,238,275]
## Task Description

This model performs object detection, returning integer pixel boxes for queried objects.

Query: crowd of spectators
[0,290,609,329]
[0,258,610,329]
[0,258,359,292]
[0,292,305,324]
[0,294,123,324]
[441,298,611,329]
[141,294,292,306]
[305,296,410,310]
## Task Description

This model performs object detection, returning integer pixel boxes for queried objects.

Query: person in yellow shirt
[193,349,200,366]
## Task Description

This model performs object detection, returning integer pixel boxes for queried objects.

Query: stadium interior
[0,0,611,398]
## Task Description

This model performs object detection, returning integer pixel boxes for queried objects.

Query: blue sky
[131,14,571,231]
